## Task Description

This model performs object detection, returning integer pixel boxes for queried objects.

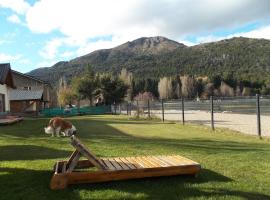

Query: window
[23,86,31,90]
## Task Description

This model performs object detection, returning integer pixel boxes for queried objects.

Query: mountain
[28,36,270,86]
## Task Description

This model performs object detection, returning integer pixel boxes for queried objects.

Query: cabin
[9,70,56,114]
[0,63,15,113]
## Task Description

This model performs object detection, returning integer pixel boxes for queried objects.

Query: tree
[71,65,99,106]
[158,77,173,99]
[99,74,128,105]
[180,75,196,98]
[119,68,133,101]
[220,81,234,96]
[57,87,76,107]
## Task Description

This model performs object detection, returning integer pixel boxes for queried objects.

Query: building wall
[12,72,44,90]
[12,72,57,107]
[0,84,10,111]
[10,100,42,113]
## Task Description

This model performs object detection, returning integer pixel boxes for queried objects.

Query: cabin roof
[12,70,51,86]
[9,89,43,101]
[0,63,15,87]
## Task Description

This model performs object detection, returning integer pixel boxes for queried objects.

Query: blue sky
[1,0,270,73]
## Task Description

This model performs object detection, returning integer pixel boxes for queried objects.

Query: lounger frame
[50,136,201,189]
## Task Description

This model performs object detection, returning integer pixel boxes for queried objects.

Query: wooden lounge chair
[50,136,201,189]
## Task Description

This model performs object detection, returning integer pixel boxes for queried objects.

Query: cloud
[24,0,270,58]
[190,25,270,45]
[0,0,30,15]
[7,14,21,24]
[25,0,270,40]
[0,53,22,62]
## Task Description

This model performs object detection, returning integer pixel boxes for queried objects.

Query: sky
[0,0,270,73]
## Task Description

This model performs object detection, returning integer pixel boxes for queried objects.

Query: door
[0,93,5,112]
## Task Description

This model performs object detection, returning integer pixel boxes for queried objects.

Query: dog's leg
[56,127,61,137]
[52,128,55,137]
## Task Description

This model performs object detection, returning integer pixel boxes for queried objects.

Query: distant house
[0,63,15,112]
[9,70,57,114]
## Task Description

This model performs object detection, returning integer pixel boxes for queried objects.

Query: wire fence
[113,95,270,138]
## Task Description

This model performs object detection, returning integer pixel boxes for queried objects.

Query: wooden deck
[0,116,23,125]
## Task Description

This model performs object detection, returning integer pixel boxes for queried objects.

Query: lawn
[0,115,269,200]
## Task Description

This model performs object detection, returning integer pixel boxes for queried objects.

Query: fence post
[256,94,262,138]
[210,96,214,130]
[181,97,185,125]
[119,103,121,114]
[148,99,150,118]
[136,100,139,117]
[126,102,129,115]
[161,99,164,122]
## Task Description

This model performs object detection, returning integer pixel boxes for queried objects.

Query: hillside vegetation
[28,36,270,96]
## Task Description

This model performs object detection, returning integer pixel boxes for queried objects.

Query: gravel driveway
[150,110,270,137]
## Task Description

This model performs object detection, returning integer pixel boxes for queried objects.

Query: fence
[114,95,270,138]
[41,105,112,117]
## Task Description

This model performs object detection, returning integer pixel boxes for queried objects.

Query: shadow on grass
[0,145,71,161]
[0,167,269,200]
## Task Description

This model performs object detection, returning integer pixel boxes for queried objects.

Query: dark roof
[9,89,43,101]
[12,70,51,86]
[0,63,14,87]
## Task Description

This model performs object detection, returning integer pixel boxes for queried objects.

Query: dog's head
[62,125,77,137]
[44,126,54,135]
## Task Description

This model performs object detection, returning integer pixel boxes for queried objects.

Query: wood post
[256,94,262,138]
[119,104,121,114]
[148,99,150,118]
[161,99,164,122]
[181,97,185,125]
[127,102,129,115]
[210,96,214,131]
[136,100,139,117]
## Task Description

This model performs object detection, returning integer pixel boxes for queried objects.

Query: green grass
[0,115,269,200]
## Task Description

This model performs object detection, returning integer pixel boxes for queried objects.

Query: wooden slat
[71,136,106,170]
[170,156,191,165]
[62,162,66,173]
[66,150,79,169]
[140,157,159,168]
[114,158,130,170]
[164,156,185,166]
[151,156,171,167]
[134,156,153,168]
[118,157,137,169]
[108,158,123,170]
[156,156,176,166]
[145,156,164,167]
[54,161,60,174]
[161,156,181,166]
[66,152,81,173]
[125,157,144,168]
[101,159,116,170]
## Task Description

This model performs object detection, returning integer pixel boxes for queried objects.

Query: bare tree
[220,81,234,97]
[119,68,133,101]
[180,75,196,98]
[242,87,252,96]
[158,77,173,99]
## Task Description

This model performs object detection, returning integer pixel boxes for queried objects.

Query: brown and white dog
[44,117,77,137]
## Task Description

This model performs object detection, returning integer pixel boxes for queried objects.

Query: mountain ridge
[28,36,270,86]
